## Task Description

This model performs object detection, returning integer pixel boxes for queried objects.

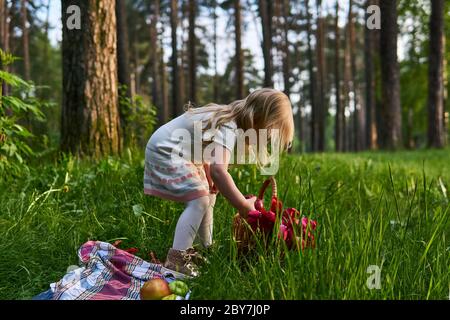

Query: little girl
[144,88,294,276]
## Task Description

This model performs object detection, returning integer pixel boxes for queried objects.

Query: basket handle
[257,177,277,201]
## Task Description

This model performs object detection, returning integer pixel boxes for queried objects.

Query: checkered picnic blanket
[47,241,189,300]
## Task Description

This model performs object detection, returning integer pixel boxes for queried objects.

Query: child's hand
[239,196,257,218]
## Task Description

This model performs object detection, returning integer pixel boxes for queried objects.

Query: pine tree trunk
[150,0,164,126]
[234,0,244,100]
[316,1,326,152]
[212,1,219,102]
[364,0,377,150]
[305,0,317,151]
[281,0,290,97]
[334,0,344,152]
[1,0,10,96]
[159,21,169,124]
[61,0,121,157]
[170,0,181,116]
[188,0,197,104]
[427,0,445,148]
[116,0,131,142]
[259,0,274,87]
[20,0,30,81]
[379,0,402,150]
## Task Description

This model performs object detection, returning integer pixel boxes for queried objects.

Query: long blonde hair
[188,88,295,163]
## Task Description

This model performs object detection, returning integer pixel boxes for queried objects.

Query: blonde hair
[188,88,295,164]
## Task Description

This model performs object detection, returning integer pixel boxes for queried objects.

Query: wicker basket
[232,177,278,255]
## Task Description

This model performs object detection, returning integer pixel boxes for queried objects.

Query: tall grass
[0,149,449,299]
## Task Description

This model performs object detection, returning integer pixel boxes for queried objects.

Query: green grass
[1,149,449,300]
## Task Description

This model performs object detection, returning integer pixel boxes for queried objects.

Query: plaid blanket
[44,241,189,300]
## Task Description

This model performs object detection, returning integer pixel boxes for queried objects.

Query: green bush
[0,50,47,177]
[118,85,157,148]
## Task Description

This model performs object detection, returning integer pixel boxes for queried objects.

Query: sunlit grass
[0,149,449,299]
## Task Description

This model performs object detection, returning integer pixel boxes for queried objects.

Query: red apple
[140,278,172,300]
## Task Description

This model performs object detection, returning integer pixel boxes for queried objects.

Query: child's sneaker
[164,248,200,277]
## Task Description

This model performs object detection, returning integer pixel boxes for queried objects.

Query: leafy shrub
[0,50,47,177]
[118,85,157,148]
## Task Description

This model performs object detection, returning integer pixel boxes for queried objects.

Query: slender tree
[364,0,377,150]
[379,0,402,149]
[159,18,169,124]
[170,0,183,116]
[427,0,445,148]
[61,0,121,157]
[305,0,317,151]
[212,0,219,102]
[116,0,132,141]
[281,0,291,97]
[259,0,274,87]
[150,0,163,125]
[334,0,344,152]
[234,0,244,99]
[188,0,197,104]
[316,0,326,152]
[20,0,30,81]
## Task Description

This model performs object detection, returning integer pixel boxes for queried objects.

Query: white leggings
[172,194,216,251]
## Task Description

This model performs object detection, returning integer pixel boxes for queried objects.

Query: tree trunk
[316,0,326,152]
[159,20,169,124]
[170,0,181,116]
[305,0,317,152]
[212,0,219,102]
[234,0,244,100]
[259,0,274,87]
[281,0,291,97]
[379,0,402,150]
[0,0,8,96]
[20,0,30,81]
[348,0,359,151]
[334,0,344,152]
[150,0,164,126]
[427,0,445,148]
[364,0,377,150]
[116,0,131,142]
[188,0,197,104]
[61,0,121,157]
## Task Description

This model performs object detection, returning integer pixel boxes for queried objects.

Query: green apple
[168,280,189,297]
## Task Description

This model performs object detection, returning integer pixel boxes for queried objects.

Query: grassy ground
[1,149,449,300]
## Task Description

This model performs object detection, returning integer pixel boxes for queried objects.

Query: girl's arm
[209,143,256,218]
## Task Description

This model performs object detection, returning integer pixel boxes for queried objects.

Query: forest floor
[1,149,449,299]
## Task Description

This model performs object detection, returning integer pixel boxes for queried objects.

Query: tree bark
[170,0,182,116]
[212,0,219,102]
[281,0,291,98]
[259,0,274,87]
[316,0,326,152]
[427,0,445,148]
[305,0,317,151]
[234,0,244,100]
[149,0,164,126]
[61,0,121,157]
[334,0,344,152]
[364,0,377,150]
[116,0,131,142]
[188,0,197,104]
[347,0,357,151]
[379,0,402,150]
[159,19,169,125]
[20,0,30,81]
